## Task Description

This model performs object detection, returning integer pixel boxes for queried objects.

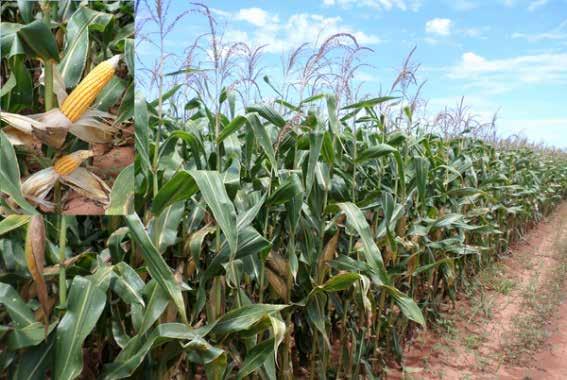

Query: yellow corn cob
[60,55,120,122]
[53,150,94,176]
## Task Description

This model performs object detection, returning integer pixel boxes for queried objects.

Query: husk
[266,251,289,278]
[70,109,117,143]
[20,167,59,208]
[0,109,72,148]
[61,167,111,205]
[31,109,73,148]
[266,267,289,301]
[2,126,40,146]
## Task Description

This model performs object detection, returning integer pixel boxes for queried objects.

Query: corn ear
[60,55,120,122]
[266,267,289,301]
[53,150,94,176]
[318,231,340,273]
[266,251,289,278]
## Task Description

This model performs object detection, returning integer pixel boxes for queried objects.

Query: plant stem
[58,215,67,306]
[44,64,54,110]
[281,232,295,380]
[259,174,273,304]
[152,24,165,198]
[42,1,54,111]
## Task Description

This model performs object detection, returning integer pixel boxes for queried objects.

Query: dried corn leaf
[24,215,49,334]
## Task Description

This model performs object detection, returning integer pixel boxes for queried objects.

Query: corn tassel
[60,55,120,122]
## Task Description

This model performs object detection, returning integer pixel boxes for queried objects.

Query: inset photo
[0,1,134,215]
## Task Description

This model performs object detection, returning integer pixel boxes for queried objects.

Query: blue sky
[137,0,567,148]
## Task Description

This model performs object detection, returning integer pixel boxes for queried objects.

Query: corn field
[1,1,567,380]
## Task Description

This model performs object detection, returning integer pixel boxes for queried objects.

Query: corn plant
[0,0,134,216]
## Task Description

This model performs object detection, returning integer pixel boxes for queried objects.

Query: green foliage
[124,79,567,379]
[1,3,567,380]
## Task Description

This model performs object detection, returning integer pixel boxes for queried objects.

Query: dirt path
[510,299,567,380]
[388,202,567,380]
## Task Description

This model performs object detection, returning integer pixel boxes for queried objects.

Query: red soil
[387,202,567,380]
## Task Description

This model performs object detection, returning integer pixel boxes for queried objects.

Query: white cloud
[322,0,422,11]
[427,96,567,147]
[235,8,273,27]
[428,95,499,113]
[498,118,567,147]
[501,0,549,10]
[424,37,440,45]
[354,71,380,82]
[448,52,567,91]
[528,0,548,11]
[425,18,453,36]
[224,10,381,53]
[512,19,567,41]
[450,0,478,11]
[461,26,489,38]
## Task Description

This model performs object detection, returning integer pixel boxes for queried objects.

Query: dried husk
[266,267,289,301]
[61,167,111,205]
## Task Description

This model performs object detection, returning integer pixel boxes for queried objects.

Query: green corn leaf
[15,20,59,61]
[317,272,361,292]
[12,333,55,380]
[103,323,215,380]
[0,283,35,327]
[211,304,287,336]
[325,94,340,134]
[0,215,31,236]
[134,93,152,175]
[237,337,275,380]
[125,213,188,323]
[383,285,425,326]
[355,143,397,163]
[268,177,302,206]
[204,225,271,281]
[341,96,398,110]
[110,263,145,307]
[149,201,185,253]
[58,7,113,87]
[138,280,169,335]
[337,202,389,285]
[245,104,286,128]
[124,38,135,75]
[8,321,57,350]
[150,84,183,107]
[54,275,109,380]
[94,77,127,111]
[246,113,277,171]
[106,164,134,215]
[0,132,38,214]
[306,130,324,197]
[152,170,197,214]
[217,115,247,143]
[188,170,238,254]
